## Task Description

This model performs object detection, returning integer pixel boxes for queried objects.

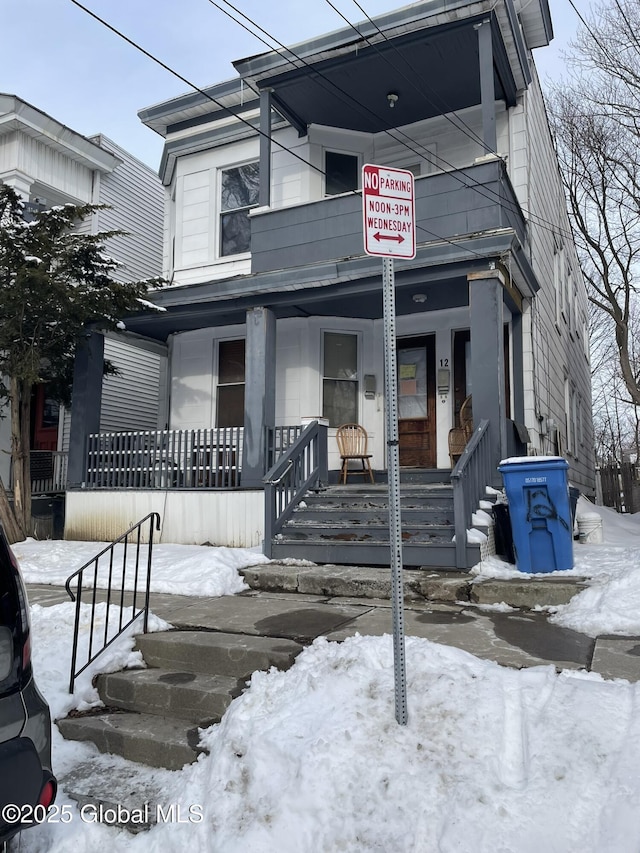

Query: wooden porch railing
[30,450,68,494]
[83,426,306,490]
[263,420,328,556]
[85,428,243,489]
[265,425,304,470]
[451,419,492,568]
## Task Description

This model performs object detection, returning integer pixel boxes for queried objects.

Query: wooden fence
[599,462,640,514]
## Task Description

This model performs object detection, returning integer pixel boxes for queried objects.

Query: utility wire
[343,0,490,153]
[67,0,325,177]
[68,0,489,258]
[68,0,561,258]
[211,0,573,244]
[328,0,576,241]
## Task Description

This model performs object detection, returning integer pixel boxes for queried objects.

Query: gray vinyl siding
[100,336,168,432]
[88,135,163,283]
[520,65,594,493]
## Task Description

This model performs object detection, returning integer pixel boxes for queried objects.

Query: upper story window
[553,242,565,327]
[325,152,359,196]
[220,162,259,257]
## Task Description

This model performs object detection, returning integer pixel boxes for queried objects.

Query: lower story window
[322,332,358,427]
[217,339,245,427]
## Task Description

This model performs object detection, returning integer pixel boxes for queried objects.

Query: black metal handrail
[451,419,492,569]
[65,512,161,693]
[263,420,328,557]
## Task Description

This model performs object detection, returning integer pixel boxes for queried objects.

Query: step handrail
[450,419,492,568]
[65,512,161,693]
[263,420,328,556]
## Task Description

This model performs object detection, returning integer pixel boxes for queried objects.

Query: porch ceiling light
[412,293,427,304]
[387,92,399,108]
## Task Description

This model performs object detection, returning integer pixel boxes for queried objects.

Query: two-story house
[0,94,164,533]
[64,0,595,568]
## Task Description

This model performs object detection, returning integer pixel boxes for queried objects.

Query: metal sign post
[362,164,416,725]
[382,256,408,726]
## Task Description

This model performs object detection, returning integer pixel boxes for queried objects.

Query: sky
[12,496,640,852]
[2,0,581,171]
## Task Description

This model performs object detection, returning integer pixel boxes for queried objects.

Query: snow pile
[472,498,640,637]
[12,501,640,851]
[13,539,264,597]
[30,601,169,720]
[22,632,640,853]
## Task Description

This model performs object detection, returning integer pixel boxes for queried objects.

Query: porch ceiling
[122,229,535,342]
[234,14,517,135]
[123,268,470,341]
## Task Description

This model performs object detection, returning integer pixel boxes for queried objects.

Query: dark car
[0,528,56,849]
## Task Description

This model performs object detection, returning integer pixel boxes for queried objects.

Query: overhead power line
[326,0,576,241]
[67,0,490,258]
[68,0,571,259]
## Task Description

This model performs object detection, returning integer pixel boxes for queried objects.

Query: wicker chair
[448,395,473,467]
[336,423,374,484]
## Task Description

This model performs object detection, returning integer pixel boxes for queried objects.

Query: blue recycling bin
[498,457,574,573]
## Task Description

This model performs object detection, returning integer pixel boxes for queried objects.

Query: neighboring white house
[64,0,595,566]
[0,94,165,500]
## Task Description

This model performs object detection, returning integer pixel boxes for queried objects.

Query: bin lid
[499,455,568,472]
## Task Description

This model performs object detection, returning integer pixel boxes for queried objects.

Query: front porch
[65,417,499,569]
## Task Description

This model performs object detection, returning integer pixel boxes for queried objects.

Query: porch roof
[121,229,536,341]
[232,1,533,137]
[139,1,550,144]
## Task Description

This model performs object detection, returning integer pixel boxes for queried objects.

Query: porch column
[242,307,276,487]
[259,89,272,208]
[469,269,507,486]
[476,19,497,154]
[67,331,104,487]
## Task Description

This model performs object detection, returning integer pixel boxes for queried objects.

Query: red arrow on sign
[374,232,404,243]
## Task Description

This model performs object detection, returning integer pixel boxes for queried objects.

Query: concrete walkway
[27,564,640,682]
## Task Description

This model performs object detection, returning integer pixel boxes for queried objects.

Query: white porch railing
[85,428,244,489]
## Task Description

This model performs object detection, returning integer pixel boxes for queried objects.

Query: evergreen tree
[0,184,162,541]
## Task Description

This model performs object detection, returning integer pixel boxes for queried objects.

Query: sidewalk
[27,563,640,682]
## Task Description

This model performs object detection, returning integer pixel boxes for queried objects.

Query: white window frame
[321,330,361,427]
[553,242,564,328]
[215,337,246,428]
[323,150,361,197]
[218,160,259,259]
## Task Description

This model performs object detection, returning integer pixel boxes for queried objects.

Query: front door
[397,335,436,468]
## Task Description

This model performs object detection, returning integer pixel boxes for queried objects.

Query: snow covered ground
[12,498,640,853]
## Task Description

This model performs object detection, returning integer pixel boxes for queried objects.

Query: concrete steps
[96,668,242,725]
[239,563,587,609]
[58,630,303,770]
[135,630,301,679]
[57,712,204,771]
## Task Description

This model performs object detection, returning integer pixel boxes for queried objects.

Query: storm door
[397,335,436,468]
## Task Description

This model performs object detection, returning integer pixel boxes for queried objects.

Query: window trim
[218,160,259,259]
[321,329,360,428]
[215,337,246,428]
[323,150,361,197]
